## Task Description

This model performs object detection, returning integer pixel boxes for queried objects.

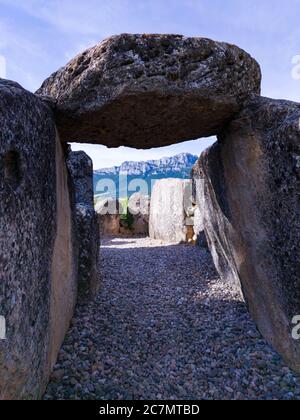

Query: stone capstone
[37,34,261,148]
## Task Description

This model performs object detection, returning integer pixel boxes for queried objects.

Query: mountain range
[94,153,198,199]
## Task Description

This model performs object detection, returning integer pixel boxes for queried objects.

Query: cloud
[0,16,51,90]
[292,55,300,81]
[0,0,130,35]
[0,0,299,161]
[0,55,6,78]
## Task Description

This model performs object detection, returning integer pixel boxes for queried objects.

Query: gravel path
[44,237,300,400]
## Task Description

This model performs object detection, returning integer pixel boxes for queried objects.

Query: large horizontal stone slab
[201,96,300,372]
[37,34,261,148]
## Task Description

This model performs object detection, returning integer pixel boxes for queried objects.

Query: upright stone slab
[128,193,150,236]
[37,34,261,147]
[201,97,300,372]
[67,151,100,299]
[149,179,192,243]
[95,197,122,236]
[48,133,78,379]
[0,80,77,399]
[201,144,243,296]
[191,160,208,248]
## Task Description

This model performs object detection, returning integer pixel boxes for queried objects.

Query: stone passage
[2,32,300,398]
[45,238,300,400]
[36,33,300,374]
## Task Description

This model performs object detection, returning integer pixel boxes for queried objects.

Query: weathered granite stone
[0,80,77,399]
[67,151,100,299]
[149,179,192,243]
[191,160,208,248]
[201,97,300,372]
[49,134,78,379]
[128,193,150,235]
[201,144,242,295]
[37,34,261,148]
[95,198,122,236]
[67,150,94,204]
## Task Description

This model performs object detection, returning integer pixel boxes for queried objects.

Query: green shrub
[119,197,134,229]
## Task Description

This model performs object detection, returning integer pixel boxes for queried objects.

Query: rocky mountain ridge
[93,153,198,198]
[94,153,198,177]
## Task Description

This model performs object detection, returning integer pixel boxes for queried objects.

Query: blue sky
[0,0,299,168]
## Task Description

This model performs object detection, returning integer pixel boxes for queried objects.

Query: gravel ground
[44,237,300,400]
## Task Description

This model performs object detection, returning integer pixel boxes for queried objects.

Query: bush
[119,197,134,229]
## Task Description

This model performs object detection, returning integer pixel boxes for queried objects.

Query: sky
[0,0,299,168]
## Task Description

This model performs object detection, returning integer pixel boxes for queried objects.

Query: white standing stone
[149,179,192,243]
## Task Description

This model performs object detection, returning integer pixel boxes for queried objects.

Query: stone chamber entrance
[1,34,300,400]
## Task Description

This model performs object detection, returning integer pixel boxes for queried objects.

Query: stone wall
[127,193,150,236]
[96,194,150,237]
[96,198,122,236]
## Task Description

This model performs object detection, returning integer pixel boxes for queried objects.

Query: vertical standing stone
[0,80,77,399]
[48,135,78,372]
[149,179,192,243]
[201,97,300,372]
[67,151,100,299]
[191,160,208,248]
